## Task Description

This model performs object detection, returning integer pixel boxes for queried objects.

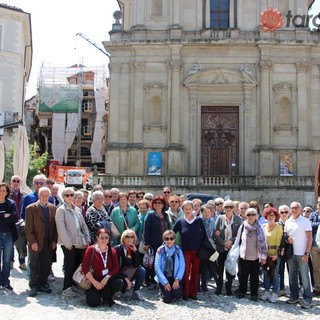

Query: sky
[5,0,120,99]
[4,0,320,99]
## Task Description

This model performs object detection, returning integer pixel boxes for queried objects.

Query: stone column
[169,60,182,145]
[258,61,273,176]
[296,61,311,147]
[132,61,145,143]
[189,89,198,175]
[259,61,272,146]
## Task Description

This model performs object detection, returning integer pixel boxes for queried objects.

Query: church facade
[104,0,319,184]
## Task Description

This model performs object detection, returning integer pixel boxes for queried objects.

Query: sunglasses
[280,211,289,214]
[125,235,135,239]
[170,201,179,204]
[145,198,153,201]
[216,203,223,205]
[12,180,20,183]
[163,191,171,194]
[224,206,234,209]
[165,237,175,241]
[34,181,44,185]
[154,201,163,205]
[65,194,74,198]
[303,210,310,212]
[246,213,256,217]
[99,236,109,240]
[104,195,112,198]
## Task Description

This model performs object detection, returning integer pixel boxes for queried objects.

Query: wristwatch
[305,252,310,256]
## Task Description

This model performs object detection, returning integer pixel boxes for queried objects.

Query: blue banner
[148,152,161,175]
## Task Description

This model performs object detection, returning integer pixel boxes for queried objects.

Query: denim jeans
[288,255,312,303]
[0,232,14,287]
[131,265,146,291]
[263,257,281,293]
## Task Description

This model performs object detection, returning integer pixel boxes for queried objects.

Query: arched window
[210,0,230,28]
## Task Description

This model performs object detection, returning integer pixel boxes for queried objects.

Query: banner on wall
[280,151,294,176]
[148,152,162,175]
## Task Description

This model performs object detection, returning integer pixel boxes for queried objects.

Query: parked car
[64,169,84,188]
[85,174,93,190]
[186,193,219,204]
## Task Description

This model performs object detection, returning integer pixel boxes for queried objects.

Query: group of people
[0,176,320,310]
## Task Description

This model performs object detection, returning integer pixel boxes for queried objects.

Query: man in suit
[25,187,57,297]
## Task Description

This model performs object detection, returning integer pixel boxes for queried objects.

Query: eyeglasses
[125,235,135,239]
[246,213,256,217]
[165,237,175,241]
[163,191,171,194]
[216,203,223,205]
[145,198,153,201]
[290,207,299,210]
[12,180,20,183]
[65,194,74,198]
[303,210,310,212]
[224,206,234,209]
[280,211,289,214]
[170,201,179,204]
[104,195,112,198]
[154,201,163,205]
[99,236,109,240]
[34,181,44,185]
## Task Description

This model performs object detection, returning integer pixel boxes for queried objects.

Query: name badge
[102,269,109,276]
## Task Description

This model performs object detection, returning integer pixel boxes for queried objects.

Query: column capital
[257,61,273,71]
[296,61,311,73]
[132,61,145,72]
[168,60,182,71]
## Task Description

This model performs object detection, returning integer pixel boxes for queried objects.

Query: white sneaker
[260,291,270,301]
[269,292,278,303]
[62,287,77,298]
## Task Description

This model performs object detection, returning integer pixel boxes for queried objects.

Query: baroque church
[104,0,319,187]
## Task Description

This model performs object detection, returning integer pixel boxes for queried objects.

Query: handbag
[138,234,147,254]
[197,238,216,260]
[278,232,293,262]
[73,246,95,289]
[143,248,154,269]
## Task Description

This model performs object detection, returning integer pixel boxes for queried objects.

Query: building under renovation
[37,64,109,169]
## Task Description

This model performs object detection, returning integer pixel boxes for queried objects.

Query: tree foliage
[5,142,48,187]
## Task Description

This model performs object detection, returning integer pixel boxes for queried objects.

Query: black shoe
[29,287,38,297]
[38,285,52,294]
[189,296,197,300]
[251,295,258,302]
[108,298,115,307]
[183,297,189,301]
[226,290,233,296]
[215,290,221,295]
[237,293,245,299]
[4,284,13,291]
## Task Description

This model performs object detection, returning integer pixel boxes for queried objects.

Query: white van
[64,170,84,188]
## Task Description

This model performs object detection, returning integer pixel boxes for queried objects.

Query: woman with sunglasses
[56,187,90,297]
[143,196,170,287]
[82,228,125,307]
[236,208,267,301]
[154,230,185,303]
[114,229,146,300]
[214,199,242,296]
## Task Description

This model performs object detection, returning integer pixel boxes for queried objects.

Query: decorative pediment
[273,82,296,91]
[183,68,257,88]
[143,82,167,90]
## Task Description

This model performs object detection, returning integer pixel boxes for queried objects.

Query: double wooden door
[201,106,239,176]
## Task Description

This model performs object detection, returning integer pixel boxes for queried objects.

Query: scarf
[163,245,175,278]
[224,214,234,242]
[244,220,267,254]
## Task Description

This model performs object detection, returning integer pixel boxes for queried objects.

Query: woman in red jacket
[82,228,126,307]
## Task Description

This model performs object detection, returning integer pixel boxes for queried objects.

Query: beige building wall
[105,0,319,177]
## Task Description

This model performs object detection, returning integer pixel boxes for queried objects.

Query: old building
[0,3,32,147]
[102,1,319,204]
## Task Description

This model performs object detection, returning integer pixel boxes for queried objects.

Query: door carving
[201,106,239,176]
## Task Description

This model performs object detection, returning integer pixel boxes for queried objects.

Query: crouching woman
[154,230,185,303]
[82,228,125,307]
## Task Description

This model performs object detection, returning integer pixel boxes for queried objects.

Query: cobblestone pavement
[1,247,319,320]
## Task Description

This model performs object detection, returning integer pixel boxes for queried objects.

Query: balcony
[82,103,93,113]
[82,125,93,136]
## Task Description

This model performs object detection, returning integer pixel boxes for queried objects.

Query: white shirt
[284,214,312,255]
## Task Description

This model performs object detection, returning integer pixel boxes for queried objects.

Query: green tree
[5,142,48,187]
